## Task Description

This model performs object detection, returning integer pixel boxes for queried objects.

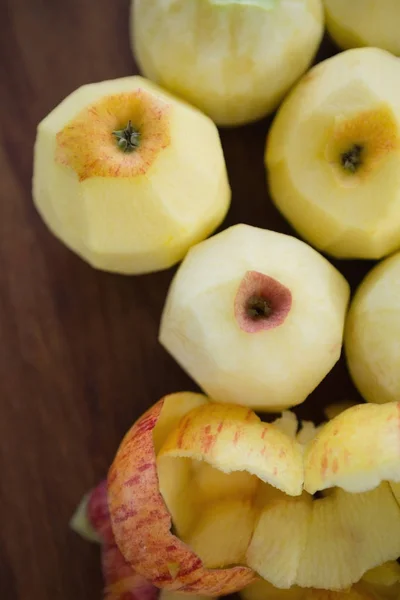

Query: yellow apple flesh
[246,491,312,588]
[186,498,256,568]
[345,252,400,405]
[296,483,400,590]
[241,566,400,600]
[33,76,230,274]
[159,224,350,411]
[131,0,324,126]
[193,460,259,503]
[157,401,305,577]
[272,411,299,439]
[267,48,400,259]
[324,0,400,57]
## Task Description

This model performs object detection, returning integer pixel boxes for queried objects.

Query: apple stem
[341,144,363,173]
[112,120,141,153]
[246,296,272,320]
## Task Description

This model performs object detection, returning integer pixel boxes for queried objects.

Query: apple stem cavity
[341,144,363,173]
[246,296,272,320]
[113,120,141,153]
[235,271,292,334]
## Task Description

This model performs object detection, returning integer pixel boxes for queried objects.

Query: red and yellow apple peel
[73,395,400,595]
[108,393,256,595]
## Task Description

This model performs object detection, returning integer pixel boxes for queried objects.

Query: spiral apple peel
[72,478,400,600]
[72,394,400,595]
[108,393,256,595]
[156,400,400,590]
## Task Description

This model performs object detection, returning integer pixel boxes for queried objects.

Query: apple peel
[70,491,102,544]
[78,398,400,596]
[296,482,400,590]
[246,492,312,588]
[159,403,304,497]
[304,402,400,494]
[102,543,157,600]
[72,480,226,600]
[108,393,256,595]
[72,480,158,600]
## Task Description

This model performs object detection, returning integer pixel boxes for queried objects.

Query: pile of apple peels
[72,392,400,600]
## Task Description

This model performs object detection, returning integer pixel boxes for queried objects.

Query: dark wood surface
[0,2,374,599]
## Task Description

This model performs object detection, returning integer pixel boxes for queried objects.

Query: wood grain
[0,2,373,598]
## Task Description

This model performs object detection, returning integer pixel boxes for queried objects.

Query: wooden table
[0,2,371,598]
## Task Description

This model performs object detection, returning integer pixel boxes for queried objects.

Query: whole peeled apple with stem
[131,0,324,127]
[33,76,230,274]
[345,251,400,405]
[267,48,400,260]
[324,0,400,57]
[159,224,350,411]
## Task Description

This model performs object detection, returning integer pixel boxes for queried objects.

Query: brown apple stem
[341,144,363,173]
[246,296,272,320]
[112,120,141,153]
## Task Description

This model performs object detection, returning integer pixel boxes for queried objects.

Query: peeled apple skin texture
[159,224,350,411]
[33,76,230,275]
[324,0,400,57]
[345,251,400,405]
[131,0,324,126]
[266,47,400,260]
